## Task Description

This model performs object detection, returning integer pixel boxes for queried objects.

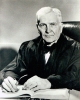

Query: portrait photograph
[0,0,80,100]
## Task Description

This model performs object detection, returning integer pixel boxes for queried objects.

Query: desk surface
[0,87,80,100]
[69,89,80,100]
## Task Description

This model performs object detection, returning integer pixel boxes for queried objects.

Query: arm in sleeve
[47,42,80,90]
[0,42,29,84]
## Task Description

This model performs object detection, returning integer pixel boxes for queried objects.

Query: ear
[36,23,40,32]
[36,23,41,35]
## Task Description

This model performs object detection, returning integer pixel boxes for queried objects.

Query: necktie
[43,43,56,64]
[43,43,56,53]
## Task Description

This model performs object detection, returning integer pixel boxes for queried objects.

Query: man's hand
[23,75,51,91]
[2,76,18,92]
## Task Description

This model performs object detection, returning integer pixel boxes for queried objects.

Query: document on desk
[0,85,69,99]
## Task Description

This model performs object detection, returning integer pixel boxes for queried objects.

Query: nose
[45,24,51,33]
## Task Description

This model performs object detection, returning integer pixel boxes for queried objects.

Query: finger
[7,77,18,91]
[23,81,38,90]
[4,77,18,92]
[23,76,38,89]
[28,84,38,90]
[2,82,11,92]
[23,83,32,90]
[31,86,40,92]
[4,78,17,92]
[23,80,35,90]
[24,79,31,86]
[23,79,32,89]
[24,76,37,86]
[2,88,7,93]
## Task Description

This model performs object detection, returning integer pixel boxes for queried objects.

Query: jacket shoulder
[58,34,80,54]
[65,35,80,50]
[19,36,41,50]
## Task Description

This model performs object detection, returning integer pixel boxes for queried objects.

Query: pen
[18,74,28,84]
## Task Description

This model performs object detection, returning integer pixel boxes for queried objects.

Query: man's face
[37,12,63,44]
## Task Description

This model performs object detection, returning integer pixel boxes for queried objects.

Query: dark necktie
[38,41,57,66]
[43,43,56,54]
[42,43,56,64]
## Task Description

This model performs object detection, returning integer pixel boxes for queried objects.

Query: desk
[69,89,80,100]
[0,89,80,100]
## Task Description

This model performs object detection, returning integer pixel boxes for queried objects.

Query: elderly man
[1,7,80,92]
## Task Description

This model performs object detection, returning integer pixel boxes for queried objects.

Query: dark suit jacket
[1,34,80,90]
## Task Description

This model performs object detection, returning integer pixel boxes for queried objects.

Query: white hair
[36,7,62,24]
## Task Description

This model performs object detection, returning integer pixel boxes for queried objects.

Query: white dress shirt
[44,51,50,64]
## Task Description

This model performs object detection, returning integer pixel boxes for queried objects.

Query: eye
[39,23,46,28]
[50,23,55,26]
[50,23,57,27]
[39,23,45,27]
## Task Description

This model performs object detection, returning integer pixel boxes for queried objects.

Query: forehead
[39,12,58,23]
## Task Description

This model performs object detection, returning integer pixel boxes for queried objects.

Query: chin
[44,40,55,45]
[45,39,55,43]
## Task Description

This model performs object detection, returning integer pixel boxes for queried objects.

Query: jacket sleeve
[0,42,29,84]
[47,42,80,90]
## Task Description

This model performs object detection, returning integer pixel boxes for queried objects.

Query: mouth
[44,35,54,38]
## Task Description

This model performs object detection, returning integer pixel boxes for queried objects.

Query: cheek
[56,30,61,38]
[58,25,63,34]
[38,28,45,35]
[56,33,61,39]
[56,25,62,32]
[53,27,62,39]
